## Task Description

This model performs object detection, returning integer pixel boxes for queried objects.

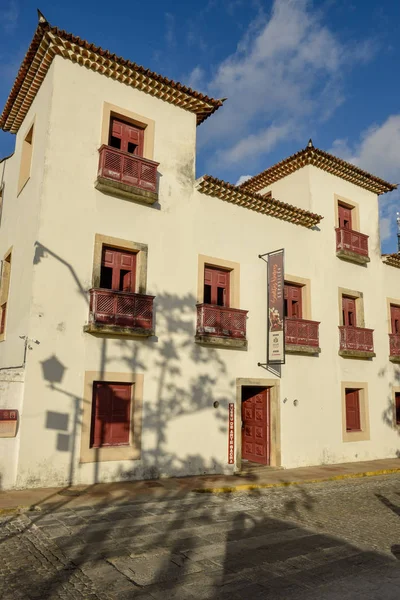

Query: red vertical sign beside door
[228,403,235,464]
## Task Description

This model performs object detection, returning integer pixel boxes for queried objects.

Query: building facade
[0,15,399,490]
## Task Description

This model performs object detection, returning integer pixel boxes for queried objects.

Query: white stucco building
[0,14,399,490]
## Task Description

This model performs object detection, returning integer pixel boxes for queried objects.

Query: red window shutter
[284,283,302,318]
[0,303,6,334]
[110,119,144,156]
[390,305,400,334]
[342,296,356,327]
[396,393,400,425]
[338,204,352,229]
[345,389,361,431]
[91,382,131,447]
[100,247,137,293]
[204,267,230,307]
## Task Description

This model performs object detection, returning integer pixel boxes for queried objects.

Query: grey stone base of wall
[95,177,158,205]
[195,335,248,349]
[339,349,376,359]
[84,323,154,337]
[285,344,321,356]
[336,249,370,265]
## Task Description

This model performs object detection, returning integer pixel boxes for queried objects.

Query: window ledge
[336,249,370,265]
[95,176,158,205]
[84,323,154,337]
[389,355,400,364]
[285,344,321,355]
[195,334,247,350]
[339,349,376,359]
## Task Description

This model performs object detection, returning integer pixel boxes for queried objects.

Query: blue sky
[0,0,399,251]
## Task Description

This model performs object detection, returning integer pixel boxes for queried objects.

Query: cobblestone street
[1,474,400,599]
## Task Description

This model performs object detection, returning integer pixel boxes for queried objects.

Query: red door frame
[241,387,270,465]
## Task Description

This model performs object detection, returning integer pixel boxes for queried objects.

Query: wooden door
[100,247,137,292]
[242,388,270,465]
[345,389,361,431]
[110,118,144,156]
[390,305,400,334]
[284,283,302,318]
[338,203,352,229]
[204,267,230,307]
[90,382,132,447]
[342,296,356,327]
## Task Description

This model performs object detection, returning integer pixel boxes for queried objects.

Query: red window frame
[109,118,144,156]
[345,389,361,431]
[204,267,230,307]
[284,283,303,318]
[338,203,353,230]
[390,305,400,335]
[342,296,356,327]
[90,382,132,448]
[395,392,400,426]
[100,246,137,293]
[0,303,6,335]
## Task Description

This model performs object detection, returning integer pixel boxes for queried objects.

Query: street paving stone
[1,473,400,598]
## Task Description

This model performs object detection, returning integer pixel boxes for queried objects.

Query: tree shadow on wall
[30,241,233,488]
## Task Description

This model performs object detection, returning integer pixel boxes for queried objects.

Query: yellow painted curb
[194,467,400,494]
[0,505,29,516]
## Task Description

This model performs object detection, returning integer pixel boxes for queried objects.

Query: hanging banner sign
[228,403,235,464]
[267,249,285,364]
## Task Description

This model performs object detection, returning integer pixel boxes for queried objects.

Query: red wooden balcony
[97,145,159,199]
[87,288,154,334]
[389,334,400,359]
[336,227,369,260]
[285,318,320,348]
[339,326,374,355]
[196,304,248,342]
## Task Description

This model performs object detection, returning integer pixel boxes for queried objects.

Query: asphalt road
[1,474,400,599]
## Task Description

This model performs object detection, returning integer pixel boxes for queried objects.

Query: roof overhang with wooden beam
[0,14,224,133]
[239,141,397,196]
[197,175,323,229]
[383,253,400,269]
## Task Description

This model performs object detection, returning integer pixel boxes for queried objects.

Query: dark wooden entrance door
[241,388,270,465]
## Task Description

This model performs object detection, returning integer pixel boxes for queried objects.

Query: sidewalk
[1,457,399,514]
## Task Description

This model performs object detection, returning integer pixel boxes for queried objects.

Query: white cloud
[218,122,292,166]
[1,1,18,33]
[235,174,252,186]
[165,13,175,47]
[330,114,400,247]
[198,0,375,169]
[186,66,206,91]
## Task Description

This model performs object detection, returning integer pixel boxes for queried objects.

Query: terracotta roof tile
[240,143,396,196]
[197,175,323,229]
[0,20,223,132]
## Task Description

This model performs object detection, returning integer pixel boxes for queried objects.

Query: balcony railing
[336,227,369,257]
[88,288,154,331]
[389,334,400,358]
[97,145,159,193]
[339,326,374,353]
[196,304,248,339]
[285,318,320,347]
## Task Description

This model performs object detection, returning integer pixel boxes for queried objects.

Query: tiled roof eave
[240,147,396,196]
[0,22,223,133]
[383,254,400,269]
[197,175,323,229]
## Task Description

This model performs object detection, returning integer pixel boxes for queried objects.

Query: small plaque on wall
[0,409,18,438]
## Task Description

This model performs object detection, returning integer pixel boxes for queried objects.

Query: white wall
[0,63,56,489]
